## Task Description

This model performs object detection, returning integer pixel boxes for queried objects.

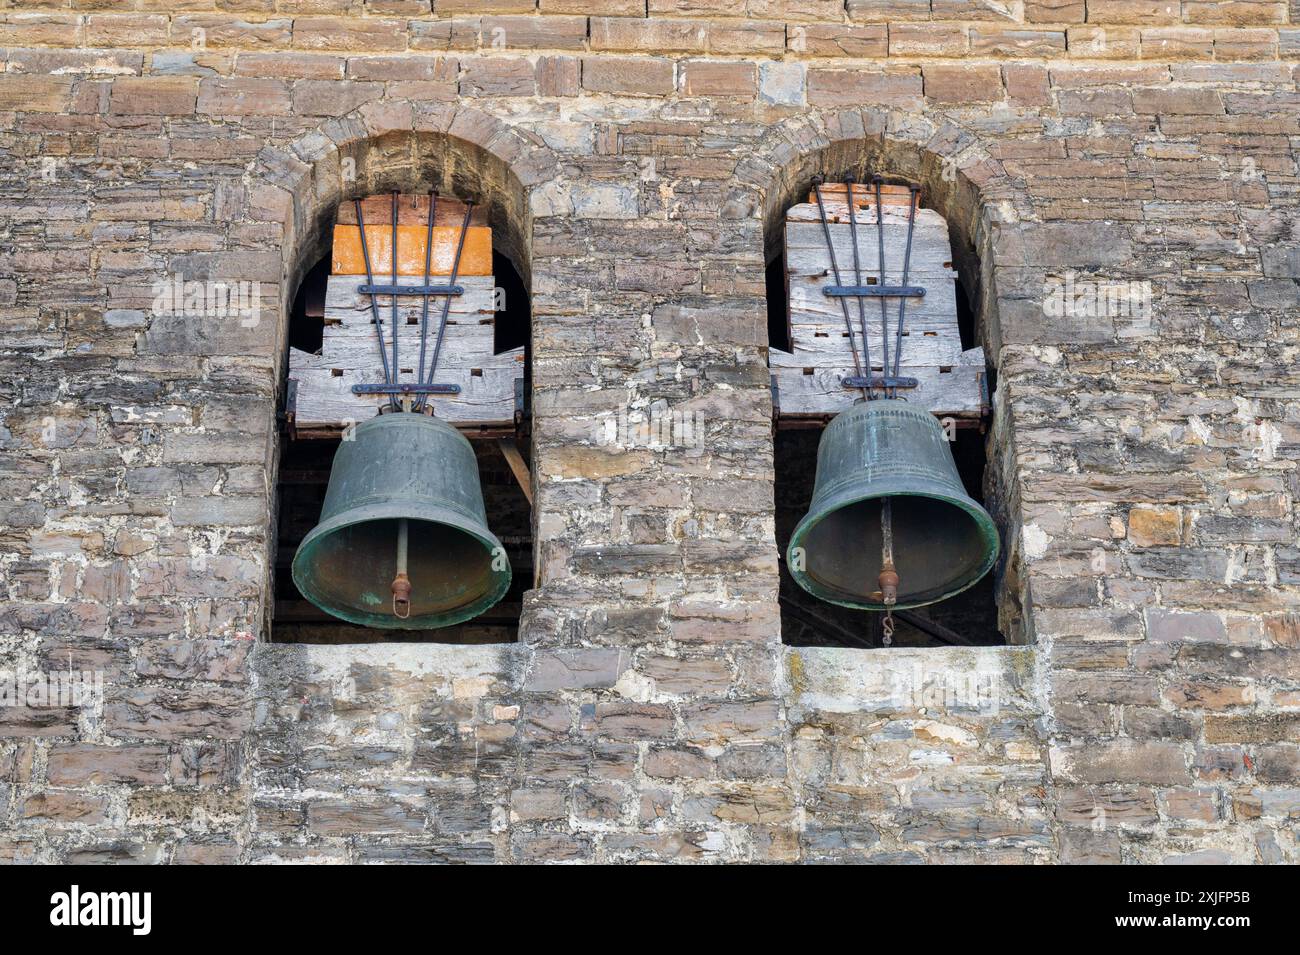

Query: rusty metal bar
[353,197,398,410]
[418,198,475,412]
[812,178,867,394]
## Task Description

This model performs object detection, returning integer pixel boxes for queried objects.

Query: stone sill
[256,640,517,686]
[785,642,1039,717]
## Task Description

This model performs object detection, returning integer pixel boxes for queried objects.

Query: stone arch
[252,105,561,369]
[739,108,1034,644]
[738,107,1027,362]
[247,105,561,639]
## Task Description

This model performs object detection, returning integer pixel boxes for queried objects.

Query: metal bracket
[843,375,918,390]
[823,285,926,299]
[358,284,464,297]
[351,383,462,395]
[283,378,299,440]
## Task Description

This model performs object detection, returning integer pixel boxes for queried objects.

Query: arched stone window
[761,133,1028,649]
[261,124,542,645]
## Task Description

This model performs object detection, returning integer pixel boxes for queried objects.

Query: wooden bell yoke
[769,179,988,427]
[287,192,524,439]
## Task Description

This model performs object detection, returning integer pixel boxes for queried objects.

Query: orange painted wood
[806,182,917,207]
[330,224,494,276]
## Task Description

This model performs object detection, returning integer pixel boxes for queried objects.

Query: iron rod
[359,284,464,296]
[420,199,474,411]
[389,191,399,405]
[413,191,437,412]
[846,177,877,399]
[351,383,460,395]
[842,374,917,390]
[353,198,398,409]
[823,284,925,298]
[872,175,890,398]
[891,186,921,389]
[880,497,896,646]
[397,517,408,575]
[812,180,867,387]
[881,497,894,569]
[391,517,411,619]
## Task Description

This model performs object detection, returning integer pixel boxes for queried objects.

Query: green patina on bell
[291,412,511,629]
[787,399,999,611]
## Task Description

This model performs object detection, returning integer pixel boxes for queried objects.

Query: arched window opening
[269,133,534,645]
[765,147,1021,649]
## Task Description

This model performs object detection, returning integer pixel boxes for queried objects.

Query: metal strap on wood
[813,176,923,400]
[351,191,473,408]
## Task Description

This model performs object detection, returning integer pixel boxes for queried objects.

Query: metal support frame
[358,283,465,297]
[811,176,923,399]
[824,284,926,299]
[350,191,474,407]
[351,383,461,396]
[777,594,978,648]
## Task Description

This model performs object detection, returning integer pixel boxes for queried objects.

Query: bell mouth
[291,501,511,630]
[786,486,999,611]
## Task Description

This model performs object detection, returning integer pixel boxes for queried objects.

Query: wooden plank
[336,194,488,227]
[316,323,496,369]
[787,273,958,329]
[324,274,495,327]
[289,345,523,430]
[807,182,915,206]
[791,198,920,221]
[331,224,493,276]
[777,193,976,419]
[772,326,963,368]
[497,438,533,506]
[785,226,954,276]
[291,268,512,431]
[771,349,986,419]
[785,319,962,353]
[787,201,944,228]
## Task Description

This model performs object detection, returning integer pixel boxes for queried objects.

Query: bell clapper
[878,498,899,646]
[390,401,421,619]
[391,517,412,619]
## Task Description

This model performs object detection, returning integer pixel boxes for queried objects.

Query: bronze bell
[787,399,999,610]
[291,412,511,629]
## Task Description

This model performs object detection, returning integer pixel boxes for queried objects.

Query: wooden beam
[777,594,876,649]
[497,438,533,506]
[894,609,977,647]
[770,350,987,419]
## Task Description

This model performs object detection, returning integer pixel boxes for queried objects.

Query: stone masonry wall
[1,2,1298,863]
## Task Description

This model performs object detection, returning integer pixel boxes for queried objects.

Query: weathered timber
[771,346,986,420]
[776,193,980,420]
[289,274,516,431]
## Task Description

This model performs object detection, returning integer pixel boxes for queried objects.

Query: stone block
[582,57,675,96]
[1052,740,1191,785]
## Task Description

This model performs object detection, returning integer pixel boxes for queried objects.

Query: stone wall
[1,2,1298,864]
